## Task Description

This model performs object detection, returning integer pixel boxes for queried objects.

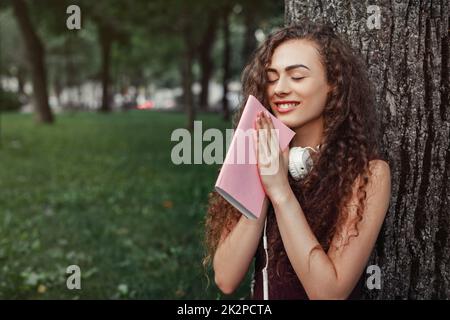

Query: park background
[0,0,448,299]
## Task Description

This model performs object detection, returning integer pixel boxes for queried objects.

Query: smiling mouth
[274,102,301,113]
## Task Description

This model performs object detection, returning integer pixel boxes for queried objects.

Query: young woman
[203,21,391,300]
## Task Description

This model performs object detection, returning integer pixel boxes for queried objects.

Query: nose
[273,76,291,96]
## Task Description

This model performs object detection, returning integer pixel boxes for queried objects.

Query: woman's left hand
[253,110,291,202]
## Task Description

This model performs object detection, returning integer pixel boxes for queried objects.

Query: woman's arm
[272,159,391,299]
[213,197,269,295]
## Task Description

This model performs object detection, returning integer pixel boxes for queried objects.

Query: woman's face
[265,39,331,129]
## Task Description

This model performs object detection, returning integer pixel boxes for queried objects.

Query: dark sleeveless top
[251,203,366,300]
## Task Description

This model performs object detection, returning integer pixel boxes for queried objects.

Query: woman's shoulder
[352,159,390,185]
[368,159,391,179]
[364,159,391,206]
[350,159,390,198]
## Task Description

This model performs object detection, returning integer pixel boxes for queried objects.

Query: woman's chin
[277,117,302,129]
[272,109,307,129]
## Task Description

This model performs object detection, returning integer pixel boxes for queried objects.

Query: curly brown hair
[202,21,385,290]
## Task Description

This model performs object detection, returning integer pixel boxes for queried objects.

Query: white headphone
[288,145,321,180]
[260,144,320,300]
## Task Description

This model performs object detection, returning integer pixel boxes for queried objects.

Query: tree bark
[11,0,54,123]
[285,0,449,299]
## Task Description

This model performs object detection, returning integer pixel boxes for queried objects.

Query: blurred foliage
[0,0,284,93]
[0,88,21,112]
[0,8,27,77]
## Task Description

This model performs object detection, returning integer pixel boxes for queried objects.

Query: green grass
[0,110,254,299]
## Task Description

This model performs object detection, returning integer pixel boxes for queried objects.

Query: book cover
[214,95,296,220]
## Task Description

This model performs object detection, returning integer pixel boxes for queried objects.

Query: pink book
[214,95,296,220]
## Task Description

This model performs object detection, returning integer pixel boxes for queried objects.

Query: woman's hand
[253,110,291,202]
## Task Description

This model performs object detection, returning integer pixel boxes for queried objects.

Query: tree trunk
[11,0,54,123]
[17,66,26,98]
[285,0,449,299]
[182,27,196,132]
[221,7,232,122]
[99,25,112,112]
[242,4,258,65]
[198,11,219,113]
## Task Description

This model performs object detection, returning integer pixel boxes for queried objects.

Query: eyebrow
[266,64,310,72]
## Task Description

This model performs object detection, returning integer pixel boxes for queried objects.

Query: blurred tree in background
[0,0,284,128]
[10,0,54,123]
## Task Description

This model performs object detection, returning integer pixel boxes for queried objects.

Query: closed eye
[267,77,305,84]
